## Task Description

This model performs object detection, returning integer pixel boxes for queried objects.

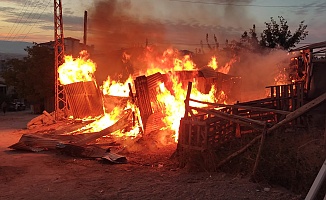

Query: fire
[58,50,96,85]
[207,55,237,74]
[102,75,134,97]
[81,107,122,133]
[58,48,235,144]
[138,48,197,76]
[58,51,141,138]
[173,55,196,71]
[80,101,141,138]
[208,56,218,70]
[156,73,218,142]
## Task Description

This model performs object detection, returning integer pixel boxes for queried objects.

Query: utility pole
[83,10,87,47]
[54,0,67,119]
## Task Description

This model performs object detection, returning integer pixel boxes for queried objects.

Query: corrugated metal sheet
[144,112,165,135]
[64,81,104,119]
[147,72,163,89]
[134,76,152,127]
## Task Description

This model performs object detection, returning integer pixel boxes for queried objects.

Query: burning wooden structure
[289,41,326,99]
[134,69,241,134]
[177,81,306,152]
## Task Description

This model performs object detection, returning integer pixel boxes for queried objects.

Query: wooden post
[216,92,326,169]
[324,116,326,152]
[128,83,134,102]
[252,123,267,179]
[270,86,275,106]
[284,92,326,124]
[276,86,280,110]
[290,84,294,111]
[305,159,326,200]
[184,82,192,118]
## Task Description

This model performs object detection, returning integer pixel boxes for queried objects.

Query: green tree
[260,16,308,50]
[1,44,54,104]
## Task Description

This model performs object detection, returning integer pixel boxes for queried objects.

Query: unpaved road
[0,110,301,200]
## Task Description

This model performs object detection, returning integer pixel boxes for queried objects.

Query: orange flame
[156,73,218,142]
[207,55,237,74]
[208,56,218,70]
[102,75,134,97]
[138,48,197,76]
[58,50,96,85]
[59,48,235,144]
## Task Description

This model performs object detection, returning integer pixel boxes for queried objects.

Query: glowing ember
[82,107,121,133]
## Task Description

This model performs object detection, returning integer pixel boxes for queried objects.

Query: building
[38,37,94,57]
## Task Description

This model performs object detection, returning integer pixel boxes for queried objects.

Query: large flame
[156,74,218,142]
[58,50,96,85]
[58,48,236,143]
[102,75,134,97]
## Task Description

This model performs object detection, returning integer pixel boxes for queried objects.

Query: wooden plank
[252,125,267,178]
[184,82,192,118]
[216,132,263,168]
[196,125,200,147]
[192,107,266,130]
[290,84,294,111]
[305,159,326,200]
[276,86,280,109]
[325,117,326,152]
[271,86,275,99]
[283,92,326,126]
[189,98,290,115]
[233,91,326,161]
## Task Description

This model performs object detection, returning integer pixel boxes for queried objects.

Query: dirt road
[0,110,301,200]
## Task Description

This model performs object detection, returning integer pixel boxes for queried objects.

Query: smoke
[88,0,169,83]
[88,0,257,52]
[87,0,261,86]
[89,0,167,52]
[229,49,290,101]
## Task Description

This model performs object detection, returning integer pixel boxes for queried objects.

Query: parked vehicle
[16,102,26,111]
[8,102,26,111]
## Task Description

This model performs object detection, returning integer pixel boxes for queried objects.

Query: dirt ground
[0,110,303,200]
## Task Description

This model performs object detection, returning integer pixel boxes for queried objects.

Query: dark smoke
[89,0,167,52]
[88,0,169,83]
[87,0,266,89]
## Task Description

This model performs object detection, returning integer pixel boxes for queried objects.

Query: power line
[21,0,52,42]
[168,0,326,8]
[5,0,34,40]
[9,0,44,41]
[5,0,30,39]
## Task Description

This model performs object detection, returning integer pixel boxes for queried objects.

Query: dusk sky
[0,0,325,51]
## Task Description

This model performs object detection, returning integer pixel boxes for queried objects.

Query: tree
[260,16,308,50]
[1,44,54,104]
[240,24,260,51]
